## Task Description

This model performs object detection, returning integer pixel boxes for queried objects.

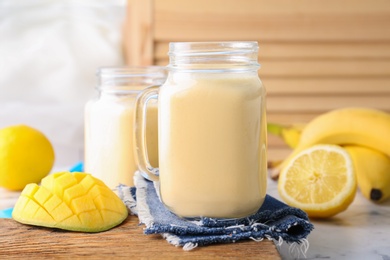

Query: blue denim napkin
[118,171,314,252]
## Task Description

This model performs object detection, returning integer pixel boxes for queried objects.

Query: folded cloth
[118,171,314,252]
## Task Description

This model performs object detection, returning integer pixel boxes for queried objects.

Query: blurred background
[1,0,390,167]
[0,0,126,167]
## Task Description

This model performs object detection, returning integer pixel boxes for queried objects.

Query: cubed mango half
[12,172,128,232]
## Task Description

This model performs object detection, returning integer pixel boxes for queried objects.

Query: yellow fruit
[344,145,390,203]
[298,108,390,155]
[273,108,390,179]
[267,123,304,149]
[12,171,128,232]
[278,145,356,218]
[0,125,55,190]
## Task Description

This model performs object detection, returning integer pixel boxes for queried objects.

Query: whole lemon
[0,125,55,190]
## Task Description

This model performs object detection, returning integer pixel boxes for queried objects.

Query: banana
[267,123,304,149]
[272,108,390,180]
[344,145,390,203]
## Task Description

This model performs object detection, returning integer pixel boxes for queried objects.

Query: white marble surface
[267,177,390,259]
[2,168,389,259]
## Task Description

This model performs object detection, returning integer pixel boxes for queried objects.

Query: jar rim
[96,66,167,93]
[168,41,259,57]
[167,41,260,72]
[97,66,167,78]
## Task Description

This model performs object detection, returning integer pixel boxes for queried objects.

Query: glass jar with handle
[135,42,267,219]
[84,67,167,188]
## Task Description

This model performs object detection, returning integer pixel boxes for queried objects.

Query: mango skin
[12,172,128,232]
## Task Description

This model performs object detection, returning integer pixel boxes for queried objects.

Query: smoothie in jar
[85,96,158,188]
[158,72,267,218]
[84,67,165,188]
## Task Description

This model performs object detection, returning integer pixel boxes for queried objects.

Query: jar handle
[134,86,160,181]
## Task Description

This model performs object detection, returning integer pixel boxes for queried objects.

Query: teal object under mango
[0,208,13,218]
[69,161,84,172]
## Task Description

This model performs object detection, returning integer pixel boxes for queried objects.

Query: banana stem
[267,123,284,136]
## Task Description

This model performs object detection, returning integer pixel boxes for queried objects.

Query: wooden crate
[123,0,390,160]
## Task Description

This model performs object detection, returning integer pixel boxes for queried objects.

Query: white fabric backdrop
[0,0,126,168]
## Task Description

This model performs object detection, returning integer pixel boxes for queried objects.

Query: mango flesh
[12,172,128,232]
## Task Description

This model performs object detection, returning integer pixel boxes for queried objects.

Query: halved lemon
[278,144,356,218]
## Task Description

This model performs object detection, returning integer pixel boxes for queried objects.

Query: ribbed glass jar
[84,67,166,188]
[135,42,267,218]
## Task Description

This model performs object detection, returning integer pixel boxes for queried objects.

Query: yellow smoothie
[158,72,267,218]
[84,94,158,188]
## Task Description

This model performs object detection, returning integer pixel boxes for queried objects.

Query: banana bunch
[268,107,390,203]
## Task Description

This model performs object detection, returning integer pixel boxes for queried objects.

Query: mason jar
[84,67,167,188]
[135,42,267,218]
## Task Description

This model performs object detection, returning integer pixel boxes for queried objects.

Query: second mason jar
[135,42,267,219]
[84,67,167,188]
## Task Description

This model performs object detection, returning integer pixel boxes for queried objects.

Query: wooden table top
[0,215,281,259]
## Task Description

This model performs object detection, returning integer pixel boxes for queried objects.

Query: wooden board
[123,0,390,161]
[153,0,390,42]
[0,216,281,259]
